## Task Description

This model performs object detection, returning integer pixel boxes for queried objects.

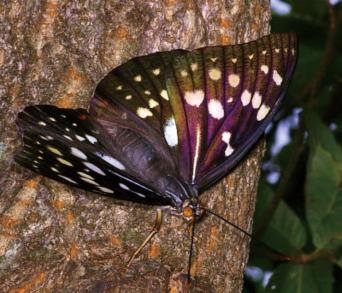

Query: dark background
[244,1,342,292]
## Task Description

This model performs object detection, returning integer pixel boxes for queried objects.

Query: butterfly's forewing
[165,33,298,190]
[93,50,185,133]
[15,105,171,205]
[92,50,187,168]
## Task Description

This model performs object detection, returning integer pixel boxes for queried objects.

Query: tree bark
[0,1,270,292]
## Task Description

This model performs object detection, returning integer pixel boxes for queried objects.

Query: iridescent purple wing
[165,33,298,190]
[92,33,297,192]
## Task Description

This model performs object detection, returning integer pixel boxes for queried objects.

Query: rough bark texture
[0,1,270,292]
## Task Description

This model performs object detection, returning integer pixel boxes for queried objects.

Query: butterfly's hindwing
[15,105,172,205]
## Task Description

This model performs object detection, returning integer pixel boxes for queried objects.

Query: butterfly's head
[181,198,205,223]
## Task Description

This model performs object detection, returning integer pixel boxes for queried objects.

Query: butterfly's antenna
[204,208,291,260]
[187,220,196,284]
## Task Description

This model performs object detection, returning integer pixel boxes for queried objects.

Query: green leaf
[254,184,307,255]
[266,260,333,293]
[305,111,342,164]
[305,145,342,248]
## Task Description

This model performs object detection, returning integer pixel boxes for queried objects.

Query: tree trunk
[0,1,270,292]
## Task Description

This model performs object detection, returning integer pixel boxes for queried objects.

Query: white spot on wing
[241,90,252,106]
[76,135,85,141]
[119,183,130,190]
[256,104,271,121]
[51,167,59,173]
[231,58,237,63]
[227,97,233,103]
[261,65,269,74]
[184,90,205,107]
[273,70,283,86]
[80,177,99,185]
[160,89,169,101]
[136,192,146,198]
[228,74,240,87]
[148,99,159,108]
[144,90,151,95]
[38,121,46,126]
[77,171,94,180]
[137,107,153,119]
[208,68,222,81]
[222,131,234,157]
[97,186,114,194]
[125,95,132,100]
[71,147,87,160]
[58,175,77,184]
[96,152,125,170]
[116,85,123,90]
[86,134,97,144]
[49,117,56,122]
[208,99,224,119]
[164,116,178,147]
[252,91,262,109]
[83,162,105,175]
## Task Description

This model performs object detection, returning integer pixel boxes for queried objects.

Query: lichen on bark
[0,1,270,292]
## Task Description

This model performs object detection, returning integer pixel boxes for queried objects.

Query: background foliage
[244,1,342,292]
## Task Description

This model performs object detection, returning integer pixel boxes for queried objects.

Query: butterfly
[15,33,297,278]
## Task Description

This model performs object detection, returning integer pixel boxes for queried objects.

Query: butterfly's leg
[127,209,163,266]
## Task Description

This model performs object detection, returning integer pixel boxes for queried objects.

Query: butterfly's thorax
[164,176,199,212]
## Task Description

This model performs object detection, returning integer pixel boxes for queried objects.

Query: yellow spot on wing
[47,146,63,156]
[208,68,222,81]
[57,158,73,167]
[137,107,153,118]
[160,89,169,101]
[180,70,188,77]
[191,63,198,71]
[134,75,142,82]
[228,74,240,87]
